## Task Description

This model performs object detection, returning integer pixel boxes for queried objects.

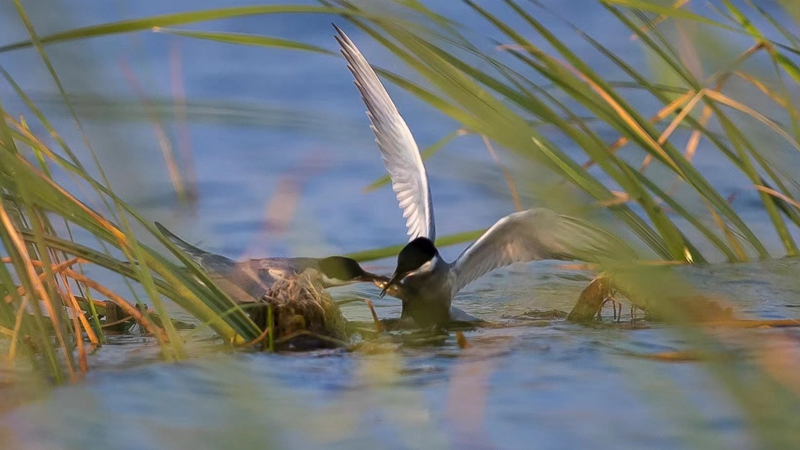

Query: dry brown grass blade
[701,42,765,89]
[0,202,77,380]
[580,89,693,170]
[10,154,130,244]
[170,39,199,206]
[60,273,99,345]
[496,45,684,174]
[659,71,757,259]
[629,0,691,41]
[7,296,30,361]
[240,318,272,348]
[555,59,683,174]
[704,198,749,260]
[598,190,633,207]
[639,88,706,172]
[3,257,86,303]
[626,350,705,362]
[1,256,82,269]
[683,103,713,164]
[573,272,799,330]
[735,70,800,124]
[100,316,137,329]
[66,286,88,372]
[6,115,111,215]
[704,89,800,152]
[585,42,766,173]
[120,59,189,202]
[60,269,169,342]
[675,14,704,79]
[481,135,522,211]
[456,331,470,349]
[554,262,600,271]
[755,185,800,210]
[596,190,676,214]
[365,299,383,333]
[48,257,84,278]
[555,259,688,271]
[701,319,800,328]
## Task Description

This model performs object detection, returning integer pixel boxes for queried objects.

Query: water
[2,0,800,448]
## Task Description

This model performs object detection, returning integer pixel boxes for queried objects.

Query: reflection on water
[2,260,800,449]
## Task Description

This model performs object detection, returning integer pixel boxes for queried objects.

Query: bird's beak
[356,271,381,283]
[379,271,405,298]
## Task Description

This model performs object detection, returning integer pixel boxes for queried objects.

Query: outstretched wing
[155,221,232,268]
[451,209,636,295]
[334,25,435,241]
[155,221,276,302]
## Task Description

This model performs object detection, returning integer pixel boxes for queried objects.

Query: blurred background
[2,0,800,449]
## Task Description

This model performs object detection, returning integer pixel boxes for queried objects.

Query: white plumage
[335,25,635,327]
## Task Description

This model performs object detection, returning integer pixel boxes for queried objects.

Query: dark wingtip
[332,23,347,43]
[154,221,169,236]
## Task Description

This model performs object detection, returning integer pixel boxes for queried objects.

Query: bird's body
[378,276,483,326]
[334,25,635,328]
[155,221,381,304]
[394,257,453,327]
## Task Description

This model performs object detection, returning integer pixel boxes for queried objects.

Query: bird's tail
[154,221,210,262]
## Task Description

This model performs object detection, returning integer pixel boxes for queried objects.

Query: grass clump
[247,274,349,351]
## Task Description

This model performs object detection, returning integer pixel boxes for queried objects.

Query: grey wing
[449,306,484,323]
[451,208,636,295]
[204,263,275,304]
[196,258,311,303]
[155,221,217,264]
[251,258,316,282]
[334,25,435,241]
[155,222,276,303]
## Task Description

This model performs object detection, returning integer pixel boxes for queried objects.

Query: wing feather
[451,209,636,294]
[155,222,282,302]
[334,25,435,241]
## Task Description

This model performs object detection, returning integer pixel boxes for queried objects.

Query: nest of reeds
[247,273,348,350]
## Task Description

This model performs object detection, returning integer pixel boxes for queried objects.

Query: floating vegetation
[567,272,800,329]
[246,274,349,351]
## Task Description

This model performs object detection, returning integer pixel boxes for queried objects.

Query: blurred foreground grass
[2,0,800,447]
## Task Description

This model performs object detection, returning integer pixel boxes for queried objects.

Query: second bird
[334,25,635,328]
[155,221,383,304]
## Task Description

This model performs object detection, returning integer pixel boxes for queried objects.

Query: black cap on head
[396,237,437,274]
[318,256,367,281]
[380,237,438,297]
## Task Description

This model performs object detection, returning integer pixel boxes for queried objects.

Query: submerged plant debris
[566,274,800,329]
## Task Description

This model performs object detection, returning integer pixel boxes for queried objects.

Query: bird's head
[318,256,379,286]
[380,237,439,297]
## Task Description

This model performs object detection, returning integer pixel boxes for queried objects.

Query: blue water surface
[2,1,800,449]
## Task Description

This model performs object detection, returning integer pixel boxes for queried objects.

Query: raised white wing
[334,25,435,241]
[451,208,636,295]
